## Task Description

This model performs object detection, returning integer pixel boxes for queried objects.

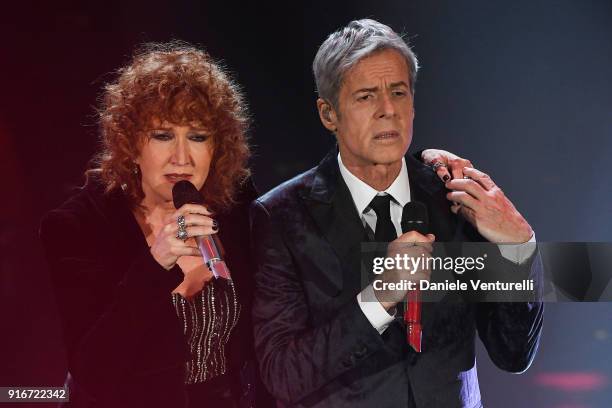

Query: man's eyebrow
[389,81,409,88]
[352,81,409,95]
[352,86,378,95]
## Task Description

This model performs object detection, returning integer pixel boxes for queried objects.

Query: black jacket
[40,174,265,407]
[250,148,543,408]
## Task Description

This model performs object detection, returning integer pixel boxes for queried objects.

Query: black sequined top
[172,279,240,384]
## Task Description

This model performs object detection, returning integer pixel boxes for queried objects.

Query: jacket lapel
[405,154,456,242]
[300,147,368,293]
[86,179,151,261]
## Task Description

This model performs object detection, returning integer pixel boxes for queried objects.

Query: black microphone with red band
[401,201,429,352]
[172,180,231,280]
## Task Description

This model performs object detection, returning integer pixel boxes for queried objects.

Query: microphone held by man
[373,201,434,353]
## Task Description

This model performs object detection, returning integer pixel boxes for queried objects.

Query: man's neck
[342,158,403,191]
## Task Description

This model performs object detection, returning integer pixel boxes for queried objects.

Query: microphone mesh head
[401,202,429,235]
[172,180,204,209]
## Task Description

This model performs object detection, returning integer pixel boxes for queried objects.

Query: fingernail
[442,175,450,182]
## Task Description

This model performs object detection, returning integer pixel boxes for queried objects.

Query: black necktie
[368,194,397,242]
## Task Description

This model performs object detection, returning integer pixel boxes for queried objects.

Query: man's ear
[316,98,338,132]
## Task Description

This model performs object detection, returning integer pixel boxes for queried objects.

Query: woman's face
[135,120,213,207]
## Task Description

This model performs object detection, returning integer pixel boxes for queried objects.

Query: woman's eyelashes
[150,132,209,142]
[151,132,172,141]
[188,134,209,142]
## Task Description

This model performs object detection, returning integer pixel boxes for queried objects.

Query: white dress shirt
[337,153,536,335]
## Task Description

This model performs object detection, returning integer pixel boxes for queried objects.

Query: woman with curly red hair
[40,42,269,408]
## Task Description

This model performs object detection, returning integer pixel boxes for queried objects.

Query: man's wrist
[378,299,396,312]
[498,232,537,264]
[357,285,396,334]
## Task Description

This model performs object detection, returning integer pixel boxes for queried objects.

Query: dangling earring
[132,162,140,176]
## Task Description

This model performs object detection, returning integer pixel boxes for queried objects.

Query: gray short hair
[313,19,419,109]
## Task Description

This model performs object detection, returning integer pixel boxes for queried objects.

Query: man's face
[332,49,414,167]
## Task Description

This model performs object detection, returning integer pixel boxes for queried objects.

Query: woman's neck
[134,198,175,235]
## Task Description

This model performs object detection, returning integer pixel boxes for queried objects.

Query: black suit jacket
[250,148,543,408]
[39,174,265,407]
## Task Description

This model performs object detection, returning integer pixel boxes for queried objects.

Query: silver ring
[431,162,447,171]
[463,175,471,179]
[176,215,188,241]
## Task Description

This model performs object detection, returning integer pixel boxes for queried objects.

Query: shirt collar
[337,153,411,214]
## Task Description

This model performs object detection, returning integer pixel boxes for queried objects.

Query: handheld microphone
[401,202,429,353]
[172,180,231,280]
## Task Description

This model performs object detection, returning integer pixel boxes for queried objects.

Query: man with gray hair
[250,19,542,407]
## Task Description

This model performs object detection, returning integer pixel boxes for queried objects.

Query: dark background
[1,0,611,406]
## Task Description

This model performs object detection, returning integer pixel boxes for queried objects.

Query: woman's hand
[445,167,533,243]
[421,149,474,181]
[150,204,218,270]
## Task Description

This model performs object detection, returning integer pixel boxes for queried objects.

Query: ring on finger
[176,215,188,241]
[432,162,447,171]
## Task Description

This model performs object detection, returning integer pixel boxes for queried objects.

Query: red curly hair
[90,41,250,213]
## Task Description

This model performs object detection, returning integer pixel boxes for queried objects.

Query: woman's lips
[164,174,193,183]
